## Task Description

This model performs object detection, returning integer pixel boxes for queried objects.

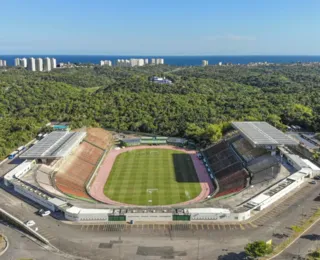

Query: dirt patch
[85,128,113,149]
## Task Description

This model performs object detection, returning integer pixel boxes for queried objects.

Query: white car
[38,209,51,217]
[25,220,36,227]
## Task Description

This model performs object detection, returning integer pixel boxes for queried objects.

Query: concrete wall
[13,185,55,212]
[125,213,172,222]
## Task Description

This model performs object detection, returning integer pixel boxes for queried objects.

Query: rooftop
[20,131,86,159]
[232,121,298,146]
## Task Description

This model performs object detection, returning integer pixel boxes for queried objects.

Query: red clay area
[55,142,103,199]
[85,128,112,149]
[89,145,215,206]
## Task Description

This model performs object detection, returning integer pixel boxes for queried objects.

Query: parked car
[25,220,36,227]
[311,180,317,184]
[38,209,51,217]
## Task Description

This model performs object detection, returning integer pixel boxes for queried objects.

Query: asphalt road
[273,219,320,260]
[0,180,319,260]
[0,222,71,260]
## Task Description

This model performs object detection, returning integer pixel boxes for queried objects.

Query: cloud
[208,34,256,41]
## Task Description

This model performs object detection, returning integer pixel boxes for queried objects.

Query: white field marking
[147,188,158,193]
[185,191,190,199]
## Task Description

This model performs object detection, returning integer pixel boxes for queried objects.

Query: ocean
[1,55,320,67]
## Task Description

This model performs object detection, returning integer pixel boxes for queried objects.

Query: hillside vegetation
[0,64,319,159]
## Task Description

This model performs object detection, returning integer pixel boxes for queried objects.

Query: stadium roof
[20,131,86,159]
[232,121,298,146]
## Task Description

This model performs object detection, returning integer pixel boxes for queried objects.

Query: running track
[89,145,214,207]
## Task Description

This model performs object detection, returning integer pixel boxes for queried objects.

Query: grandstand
[201,122,297,197]
[232,138,267,163]
[20,131,86,163]
[202,141,249,197]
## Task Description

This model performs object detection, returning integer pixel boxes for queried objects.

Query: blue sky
[1,0,320,55]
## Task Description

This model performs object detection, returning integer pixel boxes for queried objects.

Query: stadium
[3,122,320,222]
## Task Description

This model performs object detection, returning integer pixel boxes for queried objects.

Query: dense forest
[0,64,319,159]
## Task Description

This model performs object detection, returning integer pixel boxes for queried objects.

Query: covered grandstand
[20,131,86,163]
[202,140,249,197]
[232,122,298,147]
[201,122,299,197]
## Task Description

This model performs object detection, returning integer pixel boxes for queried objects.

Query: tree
[307,249,320,260]
[245,241,272,258]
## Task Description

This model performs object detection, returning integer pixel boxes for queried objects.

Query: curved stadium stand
[202,141,249,197]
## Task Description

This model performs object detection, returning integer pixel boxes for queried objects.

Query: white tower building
[36,58,43,71]
[151,58,156,64]
[20,58,27,68]
[2,60,6,66]
[202,60,208,66]
[15,58,20,66]
[43,57,52,71]
[51,58,57,69]
[27,57,36,71]
[0,60,3,67]
[144,58,149,65]
[100,60,105,66]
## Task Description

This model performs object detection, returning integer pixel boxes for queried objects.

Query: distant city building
[35,58,43,71]
[152,58,164,65]
[218,62,223,66]
[144,58,149,65]
[43,57,52,71]
[20,58,27,68]
[202,60,209,66]
[100,60,112,66]
[0,60,7,67]
[27,57,36,71]
[117,58,147,67]
[14,58,20,66]
[51,58,57,69]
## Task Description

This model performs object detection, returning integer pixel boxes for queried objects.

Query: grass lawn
[103,148,201,205]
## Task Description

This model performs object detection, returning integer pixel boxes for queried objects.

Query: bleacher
[202,141,249,197]
[232,138,267,163]
[216,169,249,197]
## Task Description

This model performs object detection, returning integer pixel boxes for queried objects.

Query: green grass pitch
[103,149,201,205]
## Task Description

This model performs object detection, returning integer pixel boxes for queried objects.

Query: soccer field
[103,149,201,205]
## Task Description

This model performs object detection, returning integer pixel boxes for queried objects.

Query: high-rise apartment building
[0,60,3,67]
[15,58,20,66]
[27,57,36,71]
[144,59,149,65]
[100,60,112,66]
[20,58,27,68]
[202,60,209,66]
[36,58,43,71]
[151,58,156,64]
[51,58,57,69]
[43,57,52,71]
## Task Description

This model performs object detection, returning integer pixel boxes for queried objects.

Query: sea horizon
[2,55,320,66]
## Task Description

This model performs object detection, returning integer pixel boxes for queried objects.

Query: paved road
[0,180,319,259]
[273,219,320,260]
[0,222,71,260]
